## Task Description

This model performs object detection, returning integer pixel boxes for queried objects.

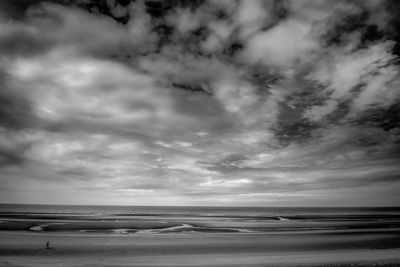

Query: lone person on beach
[46,241,51,249]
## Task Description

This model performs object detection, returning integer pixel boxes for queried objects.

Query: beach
[1,232,400,266]
[1,205,400,266]
[1,0,400,264]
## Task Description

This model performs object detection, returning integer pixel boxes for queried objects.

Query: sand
[1,231,400,266]
[1,208,400,266]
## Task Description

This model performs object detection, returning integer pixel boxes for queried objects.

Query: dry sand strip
[1,231,400,266]
[0,249,400,267]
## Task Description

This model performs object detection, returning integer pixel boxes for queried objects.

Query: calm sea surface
[1,204,400,234]
[1,204,400,217]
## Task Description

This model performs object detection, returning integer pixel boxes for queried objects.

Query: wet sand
[1,207,400,266]
[1,231,400,266]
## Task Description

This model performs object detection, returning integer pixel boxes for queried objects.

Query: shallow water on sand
[0,204,400,235]
[1,205,400,266]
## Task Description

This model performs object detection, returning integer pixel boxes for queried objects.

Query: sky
[0,0,399,206]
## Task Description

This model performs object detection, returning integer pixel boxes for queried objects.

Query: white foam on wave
[278,217,290,221]
[136,223,194,234]
[79,230,97,233]
[206,227,255,233]
[29,222,66,232]
[29,224,48,232]
[237,228,255,233]
[112,228,131,234]
[162,223,193,231]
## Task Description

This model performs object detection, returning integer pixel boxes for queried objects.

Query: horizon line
[1,202,399,208]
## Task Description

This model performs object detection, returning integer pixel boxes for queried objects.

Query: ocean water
[1,204,400,216]
[1,204,400,234]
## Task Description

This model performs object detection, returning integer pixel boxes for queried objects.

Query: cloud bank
[0,0,399,206]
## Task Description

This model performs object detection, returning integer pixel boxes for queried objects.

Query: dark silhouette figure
[46,241,51,249]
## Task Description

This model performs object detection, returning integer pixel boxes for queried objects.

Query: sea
[1,204,400,234]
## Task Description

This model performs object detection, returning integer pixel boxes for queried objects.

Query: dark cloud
[57,168,94,180]
[172,82,212,95]
[0,27,51,57]
[0,0,42,19]
[0,148,27,167]
[0,73,37,129]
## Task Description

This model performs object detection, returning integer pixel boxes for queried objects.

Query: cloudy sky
[0,0,399,206]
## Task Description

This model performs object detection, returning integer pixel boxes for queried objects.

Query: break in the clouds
[0,0,399,206]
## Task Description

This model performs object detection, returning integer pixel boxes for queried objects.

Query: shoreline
[1,249,400,266]
[1,231,400,267]
[1,206,400,266]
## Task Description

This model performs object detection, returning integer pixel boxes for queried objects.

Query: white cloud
[214,77,258,114]
[351,63,399,115]
[241,19,318,68]
[10,49,182,136]
[31,4,126,53]
[168,8,201,36]
[305,42,399,122]
[237,0,272,38]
